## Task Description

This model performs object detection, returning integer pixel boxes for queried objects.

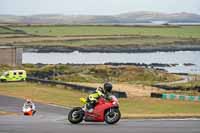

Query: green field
[0,27,16,34]
[10,25,200,38]
[2,35,196,48]
[0,25,199,47]
[0,82,200,118]
[61,36,192,47]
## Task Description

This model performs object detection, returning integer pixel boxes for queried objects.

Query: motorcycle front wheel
[105,108,121,124]
[68,107,84,124]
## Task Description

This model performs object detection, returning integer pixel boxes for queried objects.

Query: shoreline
[24,44,200,53]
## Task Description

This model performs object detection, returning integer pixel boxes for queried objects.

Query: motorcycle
[22,105,34,116]
[68,95,121,124]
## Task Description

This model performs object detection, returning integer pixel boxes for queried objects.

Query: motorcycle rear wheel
[105,108,121,124]
[68,107,84,124]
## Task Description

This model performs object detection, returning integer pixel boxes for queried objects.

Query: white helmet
[26,99,32,103]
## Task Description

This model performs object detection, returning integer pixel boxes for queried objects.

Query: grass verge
[0,82,200,118]
[0,110,17,116]
[0,82,87,107]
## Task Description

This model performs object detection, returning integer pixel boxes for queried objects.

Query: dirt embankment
[68,82,164,97]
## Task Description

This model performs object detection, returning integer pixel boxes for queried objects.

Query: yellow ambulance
[0,70,27,82]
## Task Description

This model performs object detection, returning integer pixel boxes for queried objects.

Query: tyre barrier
[27,77,127,98]
[151,93,200,102]
[152,85,200,91]
[150,93,163,98]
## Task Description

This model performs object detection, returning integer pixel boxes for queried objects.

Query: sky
[0,0,200,15]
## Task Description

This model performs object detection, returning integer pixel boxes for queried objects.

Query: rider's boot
[82,105,93,113]
[87,108,93,113]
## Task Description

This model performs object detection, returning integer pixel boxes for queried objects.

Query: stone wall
[0,47,22,66]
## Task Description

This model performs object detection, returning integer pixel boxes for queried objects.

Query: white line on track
[47,103,72,110]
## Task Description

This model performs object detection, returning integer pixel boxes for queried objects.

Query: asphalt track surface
[0,95,200,133]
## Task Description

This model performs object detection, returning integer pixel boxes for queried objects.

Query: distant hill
[0,11,200,24]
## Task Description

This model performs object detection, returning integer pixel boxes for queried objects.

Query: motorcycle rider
[23,99,36,115]
[84,82,113,112]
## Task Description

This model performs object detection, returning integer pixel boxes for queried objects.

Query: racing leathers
[23,100,36,115]
[85,87,112,112]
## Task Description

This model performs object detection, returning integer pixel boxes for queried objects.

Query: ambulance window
[19,72,23,75]
[13,72,17,75]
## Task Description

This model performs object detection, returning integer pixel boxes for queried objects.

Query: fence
[27,77,127,98]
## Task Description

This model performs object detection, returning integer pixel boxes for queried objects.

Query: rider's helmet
[103,82,112,93]
[26,99,32,104]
